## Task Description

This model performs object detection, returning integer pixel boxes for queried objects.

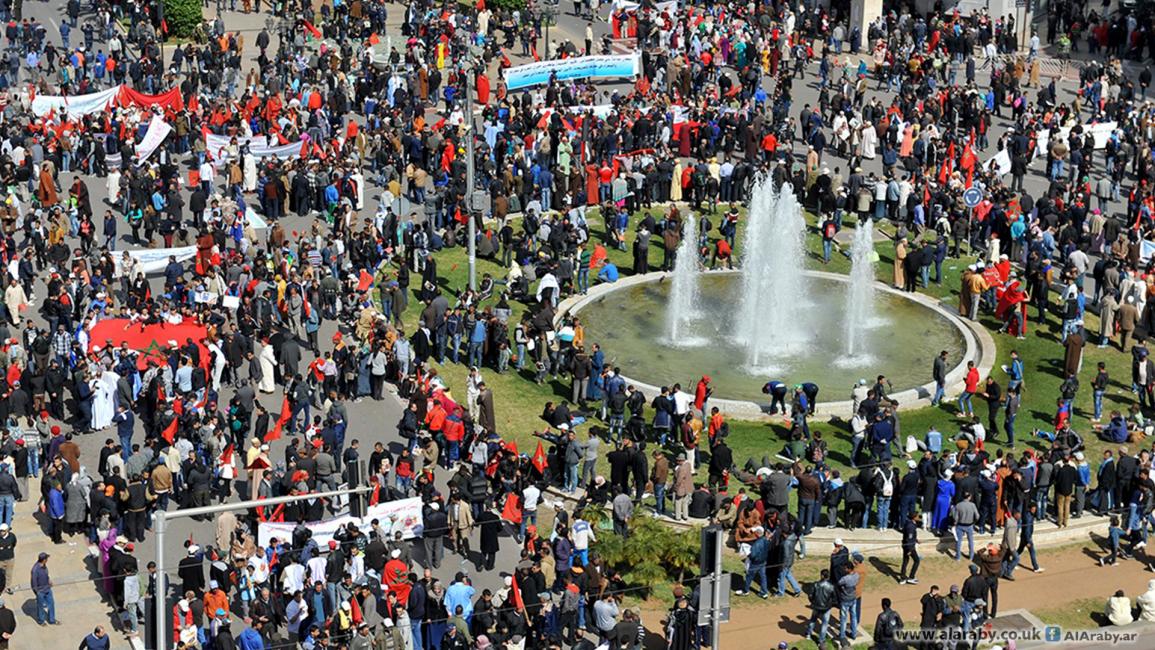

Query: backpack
[879,468,894,497]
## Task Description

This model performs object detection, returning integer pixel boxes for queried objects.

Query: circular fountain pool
[571,271,972,407]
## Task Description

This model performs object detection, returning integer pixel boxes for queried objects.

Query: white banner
[205,133,304,162]
[1142,240,1155,263]
[984,149,1011,176]
[257,497,425,548]
[31,85,122,119]
[114,246,197,275]
[1034,121,1117,159]
[566,104,616,118]
[136,116,173,162]
[505,53,641,90]
[245,206,269,230]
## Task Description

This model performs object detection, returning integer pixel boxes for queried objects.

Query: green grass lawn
[383,200,1137,490]
[1034,596,1110,630]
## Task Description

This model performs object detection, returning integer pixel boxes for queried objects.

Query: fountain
[666,214,700,344]
[570,174,974,407]
[845,219,878,358]
[737,177,809,369]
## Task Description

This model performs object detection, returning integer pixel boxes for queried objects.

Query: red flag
[485,458,499,478]
[368,33,380,45]
[303,20,322,39]
[357,269,374,292]
[161,417,178,445]
[937,155,953,186]
[161,19,168,34]
[299,135,311,158]
[265,396,292,442]
[172,396,184,415]
[503,440,518,455]
[349,596,363,625]
[501,493,523,523]
[511,574,526,612]
[531,442,547,474]
[219,443,234,466]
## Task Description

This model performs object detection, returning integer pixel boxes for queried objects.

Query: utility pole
[153,485,373,650]
[698,525,730,648]
[464,66,477,292]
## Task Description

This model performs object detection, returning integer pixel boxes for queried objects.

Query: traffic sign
[963,187,983,208]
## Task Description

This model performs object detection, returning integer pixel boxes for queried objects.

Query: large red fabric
[87,319,208,370]
[996,280,1029,335]
[118,87,185,113]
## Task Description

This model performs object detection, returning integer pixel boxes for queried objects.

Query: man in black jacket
[1054,457,1079,527]
[900,512,922,585]
[803,569,835,645]
[960,564,989,633]
[1097,449,1117,514]
[1116,448,1139,509]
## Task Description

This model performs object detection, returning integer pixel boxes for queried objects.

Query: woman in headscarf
[64,467,93,537]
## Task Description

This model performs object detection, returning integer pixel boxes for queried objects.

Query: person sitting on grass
[1106,589,1135,626]
[1098,411,1130,444]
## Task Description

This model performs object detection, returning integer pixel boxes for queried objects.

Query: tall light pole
[542,2,556,60]
[464,67,477,292]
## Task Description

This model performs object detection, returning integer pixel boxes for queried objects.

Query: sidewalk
[6,496,127,647]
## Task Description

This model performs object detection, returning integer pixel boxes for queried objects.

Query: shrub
[164,0,202,39]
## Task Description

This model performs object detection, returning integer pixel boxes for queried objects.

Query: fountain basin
[561,270,995,418]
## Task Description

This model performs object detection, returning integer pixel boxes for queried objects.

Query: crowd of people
[0,0,1154,645]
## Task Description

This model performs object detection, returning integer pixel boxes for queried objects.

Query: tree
[590,513,700,596]
[163,0,202,39]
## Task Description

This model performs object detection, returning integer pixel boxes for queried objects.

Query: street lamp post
[542,2,556,60]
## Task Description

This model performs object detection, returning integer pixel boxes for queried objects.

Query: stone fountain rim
[556,268,997,420]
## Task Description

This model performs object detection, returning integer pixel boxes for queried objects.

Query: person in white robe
[208,341,227,393]
[91,370,118,430]
[859,121,878,159]
[258,343,276,393]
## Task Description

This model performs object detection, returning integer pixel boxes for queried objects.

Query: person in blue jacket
[762,380,788,414]
[47,481,65,543]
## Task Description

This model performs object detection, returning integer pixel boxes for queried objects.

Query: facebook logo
[1045,626,1062,642]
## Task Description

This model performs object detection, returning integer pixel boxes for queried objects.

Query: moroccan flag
[960,131,978,188]
[531,442,547,474]
[511,574,526,612]
[87,319,209,370]
[161,417,178,445]
[501,493,522,524]
[485,457,499,478]
[357,269,374,292]
[937,150,953,185]
[219,443,234,466]
[503,441,518,455]
[264,396,292,442]
[350,596,363,625]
